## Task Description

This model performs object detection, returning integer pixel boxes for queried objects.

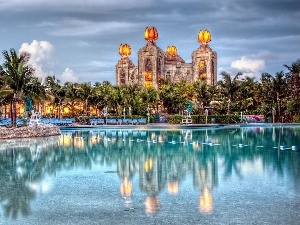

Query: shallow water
[0,126,300,225]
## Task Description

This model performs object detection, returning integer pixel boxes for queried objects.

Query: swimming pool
[1,126,300,224]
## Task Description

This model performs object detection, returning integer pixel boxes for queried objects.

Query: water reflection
[0,136,59,219]
[0,127,300,219]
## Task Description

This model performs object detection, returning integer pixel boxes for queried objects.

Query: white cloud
[19,40,54,81]
[60,68,78,84]
[231,56,265,73]
[230,51,280,79]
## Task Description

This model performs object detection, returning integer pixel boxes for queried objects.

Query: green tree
[77,82,95,115]
[235,77,258,114]
[0,49,36,126]
[217,72,242,114]
[140,87,160,111]
[284,59,300,116]
[193,81,211,113]
[159,83,186,114]
[272,71,286,118]
[44,76,66,118]
[64,82,80,117]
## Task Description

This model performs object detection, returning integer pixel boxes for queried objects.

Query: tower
[116,44,137,86]
[137,27,165,89]
[192,29,217,85]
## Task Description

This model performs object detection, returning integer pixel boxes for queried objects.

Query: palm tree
[236,77,257,114]
[272,71,286,118]
[64,82,80,117]
[77,82,95,115]
[284,59,300,100]
[24,76,47,113]
[258,72,287,120]
[122,84,142,115]
[159,83,186,114]
[259,73,276,117]
[193,81,210,113]
[44,76,66,118]
[284,59,300,116]
[140,87,160,111]
[217,72,242,114]
[0,49,36,126]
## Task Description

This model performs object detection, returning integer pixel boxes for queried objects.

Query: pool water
[1,126,300,225]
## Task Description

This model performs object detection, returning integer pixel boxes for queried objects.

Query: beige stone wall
[116,58,136,86]
[164,63,193,83]
[191,44,217,85]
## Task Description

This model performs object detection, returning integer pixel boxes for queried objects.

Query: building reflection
[139,153,167,214]
[193,146,218,214]
[117,149,136,208]
[199,186,213,213]
[1,127,300,219]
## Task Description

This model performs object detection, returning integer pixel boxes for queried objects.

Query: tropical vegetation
[1,48,300,126]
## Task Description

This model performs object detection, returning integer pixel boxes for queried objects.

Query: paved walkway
[61,122,300,130]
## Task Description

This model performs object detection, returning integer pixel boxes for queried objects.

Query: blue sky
[0,0,299,84]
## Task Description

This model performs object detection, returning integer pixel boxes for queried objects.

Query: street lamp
[272,108,276,123]
[147,105,150,124]
[240,111,243,123]
[205,108,208,124]
[104,107,108,124]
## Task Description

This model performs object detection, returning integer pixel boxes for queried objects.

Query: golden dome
[144,27,158,42]
[166,45,178,58]
[198,29,211,44]
[119,44,131,57]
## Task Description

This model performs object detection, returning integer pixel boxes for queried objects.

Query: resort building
[116,27,217,89]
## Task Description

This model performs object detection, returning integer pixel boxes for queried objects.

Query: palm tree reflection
[1,127,300,218]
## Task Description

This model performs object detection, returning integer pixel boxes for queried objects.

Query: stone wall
[0,124,61,139]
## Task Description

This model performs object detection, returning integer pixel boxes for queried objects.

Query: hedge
[167,114,241,124]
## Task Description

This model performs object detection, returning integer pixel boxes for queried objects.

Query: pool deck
[60,122,300,130]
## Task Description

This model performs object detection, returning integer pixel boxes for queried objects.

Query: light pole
[129,107,132,117]
[104,106,108,124]
[240,111,243,123]
[272,108,276,123]
[147,105,150,124]
[205,108,208,124]
[123,107,126,119]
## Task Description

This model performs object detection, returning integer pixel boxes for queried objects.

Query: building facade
[116,28,217,89]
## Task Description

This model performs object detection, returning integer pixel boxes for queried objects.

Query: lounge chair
[138,118,147,124]
[127,119,133,125]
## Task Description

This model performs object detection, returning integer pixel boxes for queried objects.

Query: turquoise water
[0,126,300,225]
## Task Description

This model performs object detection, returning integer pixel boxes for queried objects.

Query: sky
[0,0,299,85]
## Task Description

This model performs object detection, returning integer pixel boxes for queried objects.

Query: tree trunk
[86,99,88,115]
[12,93,17,127]
[10,101,13,120]
[58,100,61,119]
[277,93,281,118]
[227,97,232,115]
[4,104,7,118]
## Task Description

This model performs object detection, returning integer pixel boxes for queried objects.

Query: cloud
[19,40,54,81]
[231,56,265,73]
[0,0,153,12]
[46,19,141,37]
[60,68,78,84]
[230,51,278,78]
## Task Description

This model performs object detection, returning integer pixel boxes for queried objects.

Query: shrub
[166,114,240,124]
[293,115,300,123]
[166,115,182,124]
